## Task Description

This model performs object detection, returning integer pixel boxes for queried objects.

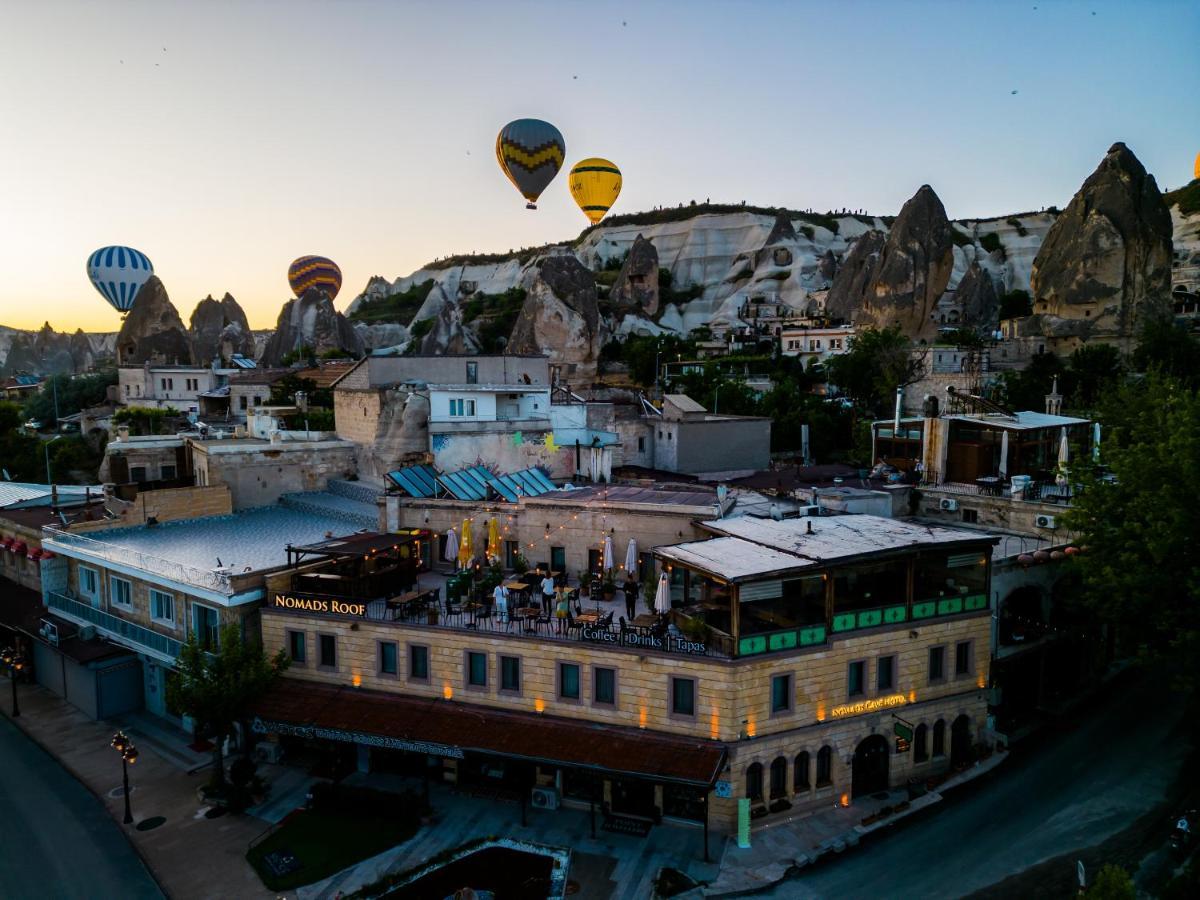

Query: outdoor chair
[534,607,553,635]
[443,596,464,627]
[475,599,495,630]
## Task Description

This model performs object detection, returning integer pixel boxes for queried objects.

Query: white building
[779,325,855,366]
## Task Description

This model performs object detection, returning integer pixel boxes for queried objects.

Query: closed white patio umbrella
[1058,426,1070,468]
[443,528,459,566]
[654,573,671,614]
[998,429,1009,480]
[602,535,615,572]
[624,538,638,574]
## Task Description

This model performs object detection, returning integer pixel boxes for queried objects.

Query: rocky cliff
[1027,142,1173,345]
[190,293,256,364]
[609,234,660,316]
[115,276,194,365]
[260,288,364,365]
[508,255,606,380]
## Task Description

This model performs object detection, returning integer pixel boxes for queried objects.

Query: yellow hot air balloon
[1194,150,1199,181]
[569,158,622,224]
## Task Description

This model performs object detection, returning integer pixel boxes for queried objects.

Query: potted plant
[578,571,592,598]
[601,573,617,599]
[513,553,529,577]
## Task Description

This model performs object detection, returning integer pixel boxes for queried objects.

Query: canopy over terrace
[284,530,433,599]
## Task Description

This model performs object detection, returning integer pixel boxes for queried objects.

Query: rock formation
[825,230,886,323]
[417,296,479,355]
[369,389,431,476]
[1028,142,1173,345]
[509,255,606,381]
[609,234,660,316]
[818,249,838,284]
[115,276,194,365]
[954,261,1000,331]
[259,288,364,365]
[834,185,954,341]
[190,293,255,363]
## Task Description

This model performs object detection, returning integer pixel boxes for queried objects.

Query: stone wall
[917,487,1078,540]
[334,389,384,446]
[194,442,357,509]
[68,485,233,533]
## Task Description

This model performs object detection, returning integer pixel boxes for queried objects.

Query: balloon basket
[526,203,537,210]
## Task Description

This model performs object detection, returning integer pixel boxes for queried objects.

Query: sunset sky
[0,0,1195,332]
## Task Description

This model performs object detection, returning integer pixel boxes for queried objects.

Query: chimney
[1045,376,1063,416]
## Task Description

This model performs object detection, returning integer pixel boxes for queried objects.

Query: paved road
[759,671,1187,898]
[0,715,163,900]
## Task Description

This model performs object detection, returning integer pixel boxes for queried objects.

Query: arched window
[746,762,764,802]
[933,719,946,758]
[794,751,811,792]
[816,745,833,787]
[770,757,788,799]
[914,724,928,762]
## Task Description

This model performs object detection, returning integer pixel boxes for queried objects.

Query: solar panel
[386,464,440,498]
[483,472,520,502]
[526,467,559,493]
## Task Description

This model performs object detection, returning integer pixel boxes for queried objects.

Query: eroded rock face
[859,185,954,341]
[418,297,479,355]
[955,262,1000,331]
[115,276,194,365]
[370,390,430,476]
[190,293,255,363]
[609,234,660,316]
[260,288,364,365]
[509,255,605,380]
[1029,142,1173,342]
[826,230,886,322]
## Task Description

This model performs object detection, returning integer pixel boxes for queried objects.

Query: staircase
[280,489,377,531]
[328,479,384,505]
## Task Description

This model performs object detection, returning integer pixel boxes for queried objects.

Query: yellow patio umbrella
[458,518,473,568]
[486,518,501,562]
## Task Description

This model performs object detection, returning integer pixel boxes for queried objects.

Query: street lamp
[111,731,139,824]
[1,647,25,718]
[44,434,62,487]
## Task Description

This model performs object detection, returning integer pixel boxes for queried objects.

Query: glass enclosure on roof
[739,575,825,637]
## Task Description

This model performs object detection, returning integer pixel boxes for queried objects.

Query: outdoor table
[975,476,1002,496]
[631,613,660,629]
[575,612,602,627]
[514,606,541,634]
[461,600,485,628]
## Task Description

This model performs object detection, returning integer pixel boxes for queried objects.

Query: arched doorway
[852,734,889,798]
[950,715,971,767]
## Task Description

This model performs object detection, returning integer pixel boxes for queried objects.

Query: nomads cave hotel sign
[271,592,367,618]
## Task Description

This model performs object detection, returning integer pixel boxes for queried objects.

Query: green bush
[979,232,1004,255]
[949,227,973,247]
[349,279,436,325]
[799,225,815,240]
[1005,216,1029,237]
[112,406,170,435]
[998,289,1033,320]
[1163,178,1200,215]
[408,318,434,340]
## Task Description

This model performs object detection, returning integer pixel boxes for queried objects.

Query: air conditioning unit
[39,619,59,646]
[78,625,97,641]
[939,498,958,511]
[796,505,821,518]
[1035,514,1057,529]
[254,741,285,764]
[530,786,560,811]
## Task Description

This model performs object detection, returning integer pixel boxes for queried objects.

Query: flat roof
[877,412,1091,432]
[0,483,103,509]
[45,505,368,578]
[537,483,717,509]
[657,514,995,581]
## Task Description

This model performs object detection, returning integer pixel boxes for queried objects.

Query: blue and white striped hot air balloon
[86,245,154,315]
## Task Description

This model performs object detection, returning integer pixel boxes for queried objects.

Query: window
[770,673,793,715]
[670,676,696,718]
[149,589,175,625]
[130,466,147,483]
[745,763,764,802]
[847,660,866,697]
[318,634,336,669]
[408,643,430,681]
[379,641,398,676]
[449,398,477,417]
[932,719,946,757]
[193,604,220,650]
[929,646,946,683]
[503,540,519,569]
[914,724,929,762]
[637,436,646,453]
[287,630,306,664]
[465,361,478,384]
[955,640,973,677]
[554,662,580,701]
[770,757,788,799]
[79,566,99,598]
[239,396,248,410]
[877,655,895,692]
[551,546,566,573]
[109,575,131,608]
[160,464,176,480]
[961,508,979,524]
[816,746,833,787]
[794,752,810,791]
[500,655,521,693]
[160,378,167,391]
[466,651,487,688]
[593,666,616,706]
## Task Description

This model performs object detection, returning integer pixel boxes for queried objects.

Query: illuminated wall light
[534,697,545,713]
[908,689,916,703]
[816,703,827,722]
[840,793,850,808]
[638,706,648,729]
[710,707,720,740]
[443,681,453,700]
[351,673,362,688]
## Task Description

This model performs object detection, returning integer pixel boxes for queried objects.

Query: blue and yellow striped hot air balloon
[86,245,154,316]
[569,157,622,224]
[288,255,342,300]
[496,119,566,209]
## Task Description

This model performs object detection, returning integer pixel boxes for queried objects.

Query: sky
[0,0,1196,332]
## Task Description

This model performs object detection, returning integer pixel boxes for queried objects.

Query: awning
[254,679,726,788]
[9,541,26,555]
[1,538,13,550]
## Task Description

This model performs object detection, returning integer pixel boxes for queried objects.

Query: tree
[0,401,41,479]
[1062,375,1200,685]
[1133,318,1200,387]
[994,352,1067,412]
[112,405,170,435]
[21,368,117,425]
[1087,864,1135,900]
[825,327,923,417]
[997,289,1033,320]
[166,623,289,789]
[1068,343,1124,409]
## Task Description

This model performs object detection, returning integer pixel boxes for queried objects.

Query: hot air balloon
[1194,150,1199,181]
[495,119,566,209]
[86,246,154,316]
[288,255,342,300]
[568,158,622,224]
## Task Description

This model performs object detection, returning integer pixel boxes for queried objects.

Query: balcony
[46,591,183,661]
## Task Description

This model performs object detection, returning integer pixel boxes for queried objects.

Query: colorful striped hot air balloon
[569,157,622,224]
[495,119,566,209]
[86,246,154,316]
[288,255,342,300]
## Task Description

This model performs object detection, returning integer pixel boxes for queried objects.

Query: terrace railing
[46,591,183,661]
[43,527,234,594]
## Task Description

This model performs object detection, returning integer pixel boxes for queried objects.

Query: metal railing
[922,475,1072,505]
[43,528,234,593]
[46,592,183,660]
